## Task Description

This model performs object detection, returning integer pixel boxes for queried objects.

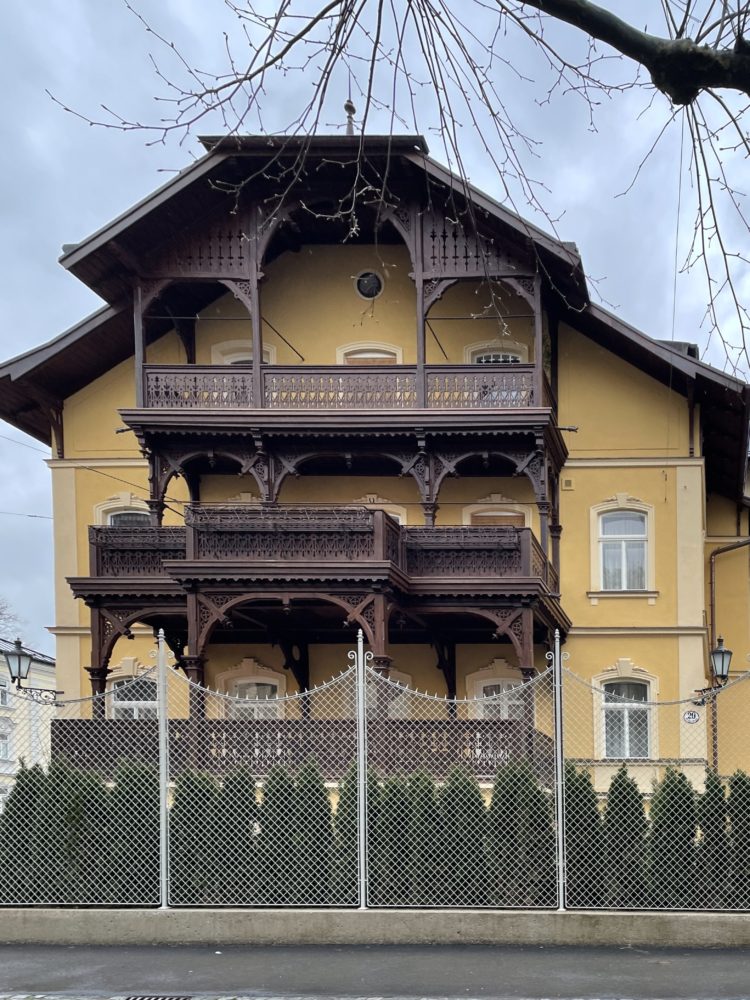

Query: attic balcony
[141,363,556,413]
[83,506,559,596]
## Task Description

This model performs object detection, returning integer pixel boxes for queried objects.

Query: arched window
[210,340,276,365]
[599,510,647,591]
[336,341,403,365]
[477,678,526,721]
[94,492,151,527]
[108,511,151,527]
[603,680,650,758]
[217,658,287,720]
[465,339,529,364]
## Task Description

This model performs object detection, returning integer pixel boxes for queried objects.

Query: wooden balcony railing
[87,507,559,592]
[143,364,555,412]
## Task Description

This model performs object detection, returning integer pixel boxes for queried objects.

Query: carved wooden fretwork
[426,367,534,408]
[144,367,254,409]
[90,526,186,577]
[423,278,457,312]
[263,369,418,409]
[143,214,251,280]
[421,209,527,278]
[504,276,536,307]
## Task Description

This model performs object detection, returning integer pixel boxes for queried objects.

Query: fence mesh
[165,665,359,906]
[364,666,558,907]
[2,648,750,911]
[0,671,160,905]
[561,667,750,910]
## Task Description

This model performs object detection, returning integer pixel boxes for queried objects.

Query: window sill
[587,590,658,606]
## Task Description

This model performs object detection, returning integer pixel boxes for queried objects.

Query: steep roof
[0,133,748,499]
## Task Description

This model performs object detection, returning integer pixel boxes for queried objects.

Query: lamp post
[704,636,733,772]
[2,638,59,703]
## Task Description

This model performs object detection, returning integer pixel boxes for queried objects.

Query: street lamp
[2,638,59,703]
[3,638,32,688]
[710,636,733,686]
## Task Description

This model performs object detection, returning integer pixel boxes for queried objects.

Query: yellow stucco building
[1,133,748,784]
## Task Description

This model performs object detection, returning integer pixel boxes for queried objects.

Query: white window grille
[479,679,526,721]
[230,681,280,720]
[603,680,650,758]
[111,678,158,720]
[473,351,522,364]
[0,734,9,761]
[108,511,151,527]
[599,510,647,591]
[0,679,7,708]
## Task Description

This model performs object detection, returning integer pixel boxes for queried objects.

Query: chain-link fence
[561,667,750,911]
[2,633,750,910]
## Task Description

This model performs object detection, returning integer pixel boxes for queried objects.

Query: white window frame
[589,497,655,595]
[602,680,651,760]
[336,341,404,364]
[94,492,150,527]
[464,338,529,364]
[110,677,158,720]
[599,510,647,591]
[0,733,10,761]
[216,658,287,721]
[0,679,8,708]
[210,340,276,365]
[466,661,530,722]
[593,659,659,761]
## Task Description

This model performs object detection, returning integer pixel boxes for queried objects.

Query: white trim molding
[463,338,529,364]
[93,491,150,526]
[589,494,656,598]
[210,339,276,365]
[335,341,403,364]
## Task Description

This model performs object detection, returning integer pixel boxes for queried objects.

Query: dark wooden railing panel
[88,514,556,588]
[426,364,535,408]
[89,526,186,576]
[144,365,254,408]
[52,717,553,783]
[141,363,552,410]
[263,366,418,409]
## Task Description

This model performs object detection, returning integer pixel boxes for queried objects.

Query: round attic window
[355,270,383,300]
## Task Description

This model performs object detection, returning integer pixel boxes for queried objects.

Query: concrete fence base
[1,908,749,948]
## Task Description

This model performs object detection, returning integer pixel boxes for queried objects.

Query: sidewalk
[2,943,750,999]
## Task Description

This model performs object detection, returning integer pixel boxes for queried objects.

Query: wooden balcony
[87,506,559,593]
[142,363,556,412]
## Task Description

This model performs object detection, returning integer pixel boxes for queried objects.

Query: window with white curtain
[111,678,158,719]
[230,680,280,720]
[599,510,647,591]
[0,679,7,708]
[478,678,526,721]
[0,734,9,761]
[603,680,650,758]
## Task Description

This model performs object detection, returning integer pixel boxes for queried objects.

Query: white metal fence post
[355,628,369,909]
[156,628,170,910]
[549,627,567,912]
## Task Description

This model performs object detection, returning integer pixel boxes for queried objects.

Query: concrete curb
[1,908,750,947]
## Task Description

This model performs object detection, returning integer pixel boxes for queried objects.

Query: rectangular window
[0,735,9,761]
[0,681,7,708]
[600,511,647,591]
[604,681,650,758]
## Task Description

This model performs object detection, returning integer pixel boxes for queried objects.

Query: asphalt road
[1,943,750,998]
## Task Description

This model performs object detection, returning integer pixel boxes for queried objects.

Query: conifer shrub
[603,766,647,907]
[487,763,556,907]
[436,767,488,906]
[0,763,46,903]
[333,761,359,904]
[649,767,697,908]
[727,770,750,909]
[564,762,605,907]
[408,770,443,905]
[214,767,259,904]
[296,758,335,904]
[696,769,729,908]
[169,770,219,904]
[370,775,413,905]
[108,761,160,905]
[257,765,300,904]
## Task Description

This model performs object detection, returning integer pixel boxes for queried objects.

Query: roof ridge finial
[344,71,356,136]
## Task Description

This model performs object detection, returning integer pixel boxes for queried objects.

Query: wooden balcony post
[182,655,206,718]
[533,274,543,407]
[415,211,426,407]
[373,508,385,560]
[85,666,110,718]
[550,523,562,582]
[133,282,145,407]
[519,527,532,576]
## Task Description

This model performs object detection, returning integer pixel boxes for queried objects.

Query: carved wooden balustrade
[88,509,558,591]
[142,364,555,411]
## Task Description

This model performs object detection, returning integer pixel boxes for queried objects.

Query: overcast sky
[0,1,745,656]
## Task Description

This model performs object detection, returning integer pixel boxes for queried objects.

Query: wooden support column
[519,607,535,676]
[550,524,562,586]
[533,274,543,407]
[415,209,426,407]
[134,282,145,407]
[279,639,311,718]
[86,666,111,719]
[182,655,206,718]
[249,206,264,407]
[370,594,392,673]
[434,638,457,719]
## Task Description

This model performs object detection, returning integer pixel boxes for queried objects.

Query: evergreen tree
[213,767,259,904]
[487,763,556,907]
[0,763,46,903]
[563,763,605,907]
[727,770,750,909]
[696,769,729,909]
[370,775,413,905]
[109,761,160,905]
[257,765,299,904]
[436,767,488,906]
[169,770,218,904]
[649,767,697,908]
[333,762,359,904]
[603,766,647,907]
[296,759,335,904]
[408,770,442,906]
[33,759,110,904]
